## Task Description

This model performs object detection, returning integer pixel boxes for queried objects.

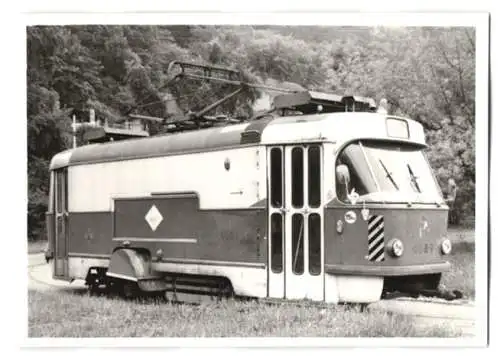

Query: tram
[44,62,456,303]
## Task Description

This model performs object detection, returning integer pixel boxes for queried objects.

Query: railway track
[28,253,477,337]
[28,253,87,291]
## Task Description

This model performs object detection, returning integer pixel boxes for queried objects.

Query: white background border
[3,0,496,357]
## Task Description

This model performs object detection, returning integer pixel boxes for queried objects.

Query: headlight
[387,238,404,257]
[441,238,452,255]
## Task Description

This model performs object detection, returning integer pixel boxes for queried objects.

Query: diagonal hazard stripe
[368,241,385,261]
[369,231,384,250]
[368,215,383,231]
[374,250,385,262]
[368,214,385,262]
[368,214,381,222]
[369,223,384,240]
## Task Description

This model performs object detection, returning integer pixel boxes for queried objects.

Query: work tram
[45,62,457,304]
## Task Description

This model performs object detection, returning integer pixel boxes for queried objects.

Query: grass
[440,228,475,299]
[28,290,462,338]
[28,240,47,255]
[447,227,475,244]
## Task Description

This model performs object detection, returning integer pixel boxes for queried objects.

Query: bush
[28,188,48,242]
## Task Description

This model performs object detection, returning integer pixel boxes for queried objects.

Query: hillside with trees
[27,25,476,240]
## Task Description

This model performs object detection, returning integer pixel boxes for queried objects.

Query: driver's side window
[335,150,369,203]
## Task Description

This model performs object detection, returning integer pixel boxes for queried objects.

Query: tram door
[267,145,324,301]
[54,168,69,279]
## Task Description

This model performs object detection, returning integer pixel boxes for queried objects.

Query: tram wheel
[149,291,168,301]
[120,280,140,299]
[85,271,107,295]
[217,279,234,301]
[88,283,103,295]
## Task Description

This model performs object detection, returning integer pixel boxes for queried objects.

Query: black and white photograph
[15,4,492,352]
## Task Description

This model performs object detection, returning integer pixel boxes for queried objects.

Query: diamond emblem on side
[145,205,163,232]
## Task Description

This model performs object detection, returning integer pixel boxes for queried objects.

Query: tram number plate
[412,243,435,255]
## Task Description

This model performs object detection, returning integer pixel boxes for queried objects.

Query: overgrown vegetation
[28,290,462,337]
[27,240,48,255]
[27,25,475,240]
[441,229,475,298]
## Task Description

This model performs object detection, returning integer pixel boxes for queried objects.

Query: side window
[270,213,283,273]
[308,213,321,275]
[55,170,64,213]
[308,145,321,207]
[48,171,54,213]
[291,213,304,275]
[270,148,283,208]
[291,147,304,208]
[335,145,370,202]
[55,169,68,213]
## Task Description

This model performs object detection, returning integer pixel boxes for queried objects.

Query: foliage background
[26,25,476,240]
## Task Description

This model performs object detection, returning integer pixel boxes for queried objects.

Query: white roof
[49,112,427,170]
[261,112,426,147]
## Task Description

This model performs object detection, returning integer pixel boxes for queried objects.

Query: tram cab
[261,111,451,303]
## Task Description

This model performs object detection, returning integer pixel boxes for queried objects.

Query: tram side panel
[112,195,267,264]
[67,212,113,258]
[65,146,268,296]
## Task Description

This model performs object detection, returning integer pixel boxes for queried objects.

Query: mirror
[336,164,350,185]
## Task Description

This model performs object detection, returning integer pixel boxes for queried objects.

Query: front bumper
[325,261,451,277]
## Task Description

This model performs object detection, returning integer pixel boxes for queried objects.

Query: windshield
[335,141,443,203]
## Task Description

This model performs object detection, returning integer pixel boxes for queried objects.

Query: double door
[267,145,324,301]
